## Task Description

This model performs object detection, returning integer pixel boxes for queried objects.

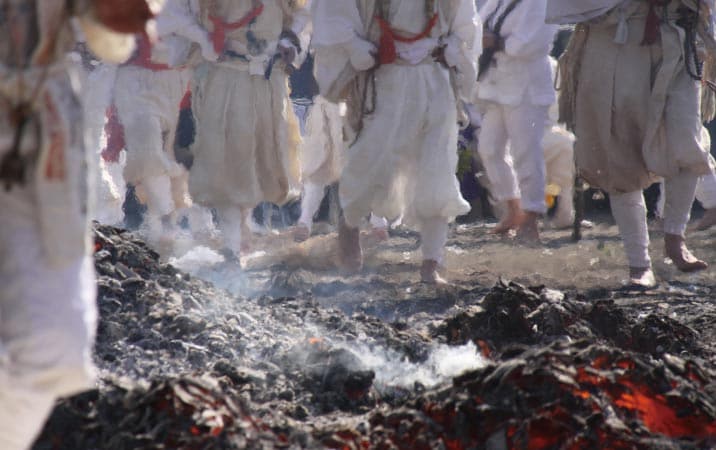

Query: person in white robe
[548,0,714,286]
[473,55,577,230]
[475,0,557,242]
[114,0,217,248]
[692,173,716,230]
[312,0,480,283]
[293,94,390,241]
[189,0,310,260]
[0,2,155,448]
[657,169,716,231]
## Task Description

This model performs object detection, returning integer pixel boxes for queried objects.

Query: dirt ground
[215,212,716,367]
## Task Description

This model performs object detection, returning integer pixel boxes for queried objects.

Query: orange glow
[614,380,716,438]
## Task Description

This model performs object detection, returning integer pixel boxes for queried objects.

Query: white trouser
[543,125,575,226]
[611,172,698,268]
[178,205,216,235]
[141,173,175,218]
[0,190,97,450]
[298,181,326,231]
[217,206,243,257]
[695,172,716,209]
[370,214,388,230]
[478,102,549,214]
[420,217,449,263]
[138,173,176,242]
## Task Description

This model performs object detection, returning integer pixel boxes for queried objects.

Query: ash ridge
[33,225,716,450]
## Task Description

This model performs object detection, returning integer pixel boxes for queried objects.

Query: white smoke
[352,341,486,389]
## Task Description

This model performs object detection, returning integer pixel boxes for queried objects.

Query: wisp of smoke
[352,341,486,389]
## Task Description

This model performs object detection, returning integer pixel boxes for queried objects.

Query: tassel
[642,0,669,45]
[376,17,397,65]
[209,16,226,54]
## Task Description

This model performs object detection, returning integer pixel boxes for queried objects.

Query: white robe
[189,0,309,211]
[115,1,215,219]
[312,0,479,227]
[0,2,136,448]
[476,0,557,107]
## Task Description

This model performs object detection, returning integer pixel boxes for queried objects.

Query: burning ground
[33,220,716,449]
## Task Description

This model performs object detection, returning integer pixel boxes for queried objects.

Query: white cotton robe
[115,1,215,214]
[312,0,479,227]
[189,0,309,212]
[0,1,137,448]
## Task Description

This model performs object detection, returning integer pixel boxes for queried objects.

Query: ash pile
[33,225,716,449]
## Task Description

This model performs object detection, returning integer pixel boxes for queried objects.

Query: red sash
[209,2,265,54]
[642,0,670,45]
[375,14,439,65]
[128,32,172,71]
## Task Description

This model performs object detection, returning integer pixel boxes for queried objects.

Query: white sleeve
[312,0,375,71]
[311,0,365,48]
[445,0,482,101]
[156,0,209,45]
[502,0,557,59]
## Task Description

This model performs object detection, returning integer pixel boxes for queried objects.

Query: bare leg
[663,172,707,272]
[420,217,449,284]
[664,233,707,272]
[338,218,362,272]
[492,198,525,234]
[295,181,325,242]
[369,214,389,241]
[420,259,447,285]
[516,211,540,243]
[628,266,656,288]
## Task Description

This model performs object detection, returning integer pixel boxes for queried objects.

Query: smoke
[351,341,486,389]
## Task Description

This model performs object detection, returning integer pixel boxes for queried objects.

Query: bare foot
[420,259,448,285]
[338,221,363,272]
[664,233,708,272]
[240,236,252,254]
[371,226,389,242]
[516,212,540,244]
[628,266,657,288]
[693,208,716,231]
[219,247,241,264]
[492,199,525,235]
[293,223,311,242]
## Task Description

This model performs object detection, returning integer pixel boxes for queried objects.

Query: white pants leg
[420,217,449,263]
[181,205,216,235]
[656,181,666,219]
[0,190,97,450]
[695,172,716,209]
[138,174,176,242]
[504,104,549,214]
[298,181,326,231]
[478,104,520,203]
[553,184,574,228]
[218,206,243,256]
[369,214,388,230]
[609,190,651,268]
[662,172,698,236]
[141,174,175,218]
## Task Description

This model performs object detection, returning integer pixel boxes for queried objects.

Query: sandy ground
[187,213,712,367]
